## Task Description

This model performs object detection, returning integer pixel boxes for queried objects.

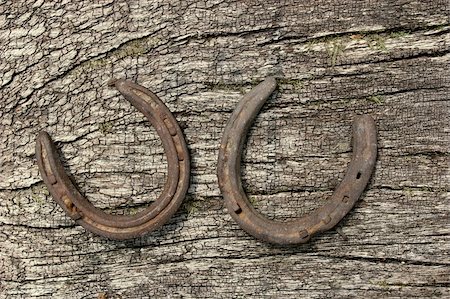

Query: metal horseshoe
[217,77,377,244]
[36,79,190,240]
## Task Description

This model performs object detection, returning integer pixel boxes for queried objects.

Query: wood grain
[0,0,449,298]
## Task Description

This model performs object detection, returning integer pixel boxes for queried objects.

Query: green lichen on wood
[99,121,114,135]
[183,196,203,217]
[278,78,307,91]
[326,39,347,66]
[69,36,161,77]
[30,184,50,206]
[389,31,410,38]
[248,195,259,207]
[367,95,384,105]
[365,34,387,51]
[302,34,350,66]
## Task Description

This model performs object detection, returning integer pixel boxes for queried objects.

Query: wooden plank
[0,0,449,297]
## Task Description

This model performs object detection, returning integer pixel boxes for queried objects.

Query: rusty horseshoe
[36,79,190,240]
[217,77,377,244]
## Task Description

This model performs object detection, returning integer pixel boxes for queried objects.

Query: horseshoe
[217,77,377,244]
[36,79,190,240]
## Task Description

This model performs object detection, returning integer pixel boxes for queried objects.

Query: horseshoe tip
[107,78,119,87]
[37,131,51,143]
[107,78,129,89]
[263,76,277,90]
[265,76,276,83]
[108,78,124,86]
[354,114,376,129]
[355,114,374,122]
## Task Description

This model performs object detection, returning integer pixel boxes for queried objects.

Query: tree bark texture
[0,0,449,298]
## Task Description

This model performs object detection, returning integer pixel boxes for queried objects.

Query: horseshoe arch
[36,79,190,240]
[217,77,377,244]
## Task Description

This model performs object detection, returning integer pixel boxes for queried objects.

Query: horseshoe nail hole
[342,196,350,203]
[322,215,331,224]
[299,230,309,239]
[356,172,362,179]
[47,174,57,185]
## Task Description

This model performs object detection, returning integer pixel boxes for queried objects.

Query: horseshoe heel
[36,79,190,240]
[217,77,377,244]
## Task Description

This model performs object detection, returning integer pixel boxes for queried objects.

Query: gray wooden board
[0,0,449,298]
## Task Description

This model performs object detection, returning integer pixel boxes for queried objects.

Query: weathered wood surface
[0,0,449,298]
